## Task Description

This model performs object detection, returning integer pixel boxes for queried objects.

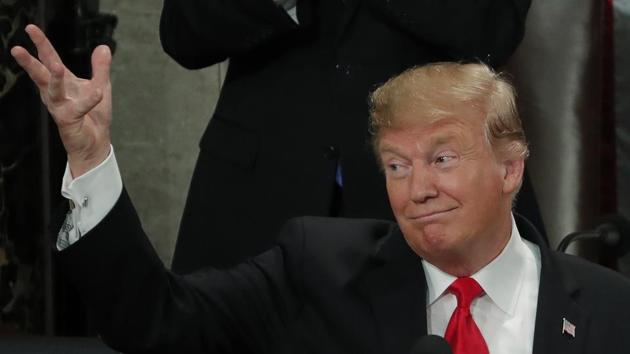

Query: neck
[430,214,513,277]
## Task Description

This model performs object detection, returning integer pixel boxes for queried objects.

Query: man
[159,0,544,272]
[11,26,630,354]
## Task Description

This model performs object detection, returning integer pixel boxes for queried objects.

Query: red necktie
[444,277,489,354]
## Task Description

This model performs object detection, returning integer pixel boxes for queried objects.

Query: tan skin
[378,115,524,277]
[10,25,113,178]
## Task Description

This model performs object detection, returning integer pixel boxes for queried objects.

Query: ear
[501,158,525,195]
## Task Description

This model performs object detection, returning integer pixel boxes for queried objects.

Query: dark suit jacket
[158,0,542,272]
[59,190,630,354]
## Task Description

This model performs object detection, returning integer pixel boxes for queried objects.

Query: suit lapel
[360,227,428,354]
[517,215,590,354]
[532,264,588,354]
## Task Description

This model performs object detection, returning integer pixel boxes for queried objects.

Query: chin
[402,223,452,256]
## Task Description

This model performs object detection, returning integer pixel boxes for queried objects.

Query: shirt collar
[422,214,529,316]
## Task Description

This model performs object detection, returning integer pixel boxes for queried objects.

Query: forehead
[378,117,484,153]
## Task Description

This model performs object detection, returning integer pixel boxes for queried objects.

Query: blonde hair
[369,62,529,161]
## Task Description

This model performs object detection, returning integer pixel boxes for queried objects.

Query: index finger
[10,45,50,89]
[25,24,65,71]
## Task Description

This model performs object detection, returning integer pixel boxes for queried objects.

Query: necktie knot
[448,277,484,310]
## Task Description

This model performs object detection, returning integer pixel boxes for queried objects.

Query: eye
[434,152,458,167]
[384,162,410,178]
[386,163,401,172]
[435,156,454,164]
[386,163,399,170]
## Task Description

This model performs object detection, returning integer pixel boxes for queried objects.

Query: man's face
[378,113,519,273]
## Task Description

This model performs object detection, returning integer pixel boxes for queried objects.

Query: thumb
[91,45,112,86]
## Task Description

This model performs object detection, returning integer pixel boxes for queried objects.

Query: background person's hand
[11,24,113,178]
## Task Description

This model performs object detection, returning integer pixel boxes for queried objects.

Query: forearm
[55,149,297,353]
[58,189,296,353]
[58,189,205,352]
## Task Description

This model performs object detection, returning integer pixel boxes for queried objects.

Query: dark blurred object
[0,337,119,353]
[0,0,37,98]
[0,0,116,337]
[408,335,452,354]
[72,0,117,56]
[557,215,630,277]
[0,0,43,335]
[46,0,117,78]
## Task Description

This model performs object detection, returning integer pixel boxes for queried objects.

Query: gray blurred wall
[100,0,224,266]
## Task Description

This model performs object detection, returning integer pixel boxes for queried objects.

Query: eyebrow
[378,133,459,155]
[378,144,406,157]
[430,133,457,147]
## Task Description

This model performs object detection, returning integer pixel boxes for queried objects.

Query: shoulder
[277,216,396,253]
[548,251,630,348]
[276,216,398,280]
[551,251,630,306]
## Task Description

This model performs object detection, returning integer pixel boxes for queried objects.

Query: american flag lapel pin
[562,317,576,338]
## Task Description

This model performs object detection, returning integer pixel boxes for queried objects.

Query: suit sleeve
[57,189,303,353]
[365,0,531,66]
[159,0,299,69]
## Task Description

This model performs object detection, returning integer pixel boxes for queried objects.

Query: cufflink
[69,197,88,210]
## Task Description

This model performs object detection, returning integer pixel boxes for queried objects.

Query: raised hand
[11,24,113,178]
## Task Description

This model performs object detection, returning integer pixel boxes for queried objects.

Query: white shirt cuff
[57,146,123,250]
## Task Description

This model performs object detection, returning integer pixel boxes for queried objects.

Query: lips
[407,207,457,222]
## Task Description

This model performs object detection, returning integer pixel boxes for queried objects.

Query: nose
[409,164,438,203]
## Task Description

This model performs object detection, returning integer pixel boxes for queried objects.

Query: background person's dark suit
[159,0,542,272]
[59,190,630,354]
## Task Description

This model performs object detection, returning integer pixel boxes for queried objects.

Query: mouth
[408,207,457,223]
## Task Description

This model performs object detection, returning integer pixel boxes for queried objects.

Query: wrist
[67,144,111,178]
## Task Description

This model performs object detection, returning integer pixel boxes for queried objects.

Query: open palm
[11,24,113,177]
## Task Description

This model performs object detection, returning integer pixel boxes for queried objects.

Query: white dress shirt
[423,217,542,354]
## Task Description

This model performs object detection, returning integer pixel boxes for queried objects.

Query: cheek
[440,164,500,202]
[454,170,504,227]
[471,171,504,205]
[386,181,407,213]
